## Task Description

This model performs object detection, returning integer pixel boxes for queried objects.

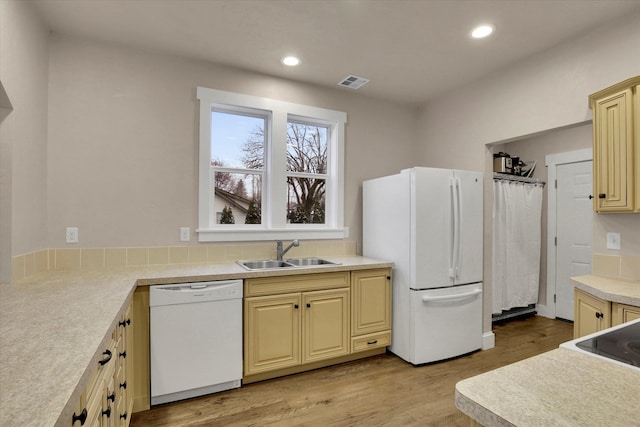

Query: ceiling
[32,0,640,106]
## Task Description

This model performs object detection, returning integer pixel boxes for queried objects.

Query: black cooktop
[576,322,640,368]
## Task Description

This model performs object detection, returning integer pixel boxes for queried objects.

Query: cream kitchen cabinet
[589,76,640,212]
[574,288,611,338]
[71,302,133,427]
[612,302,640,325]
[574,287,640,338]
[350,269,392,353]
[243,269,391,384]
[243,272,350,379]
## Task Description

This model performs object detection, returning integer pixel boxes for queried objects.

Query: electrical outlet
[606,232,621,250]
[66,227,79,243]
[180,227,190,242]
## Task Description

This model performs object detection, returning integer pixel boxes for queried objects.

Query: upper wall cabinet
[589,76,640,213]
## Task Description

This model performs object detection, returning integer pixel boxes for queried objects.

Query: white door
[555,161,592,320]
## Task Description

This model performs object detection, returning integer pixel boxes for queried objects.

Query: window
[197,87,348,242]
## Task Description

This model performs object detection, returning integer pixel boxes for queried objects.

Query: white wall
[0,0,49,280]
[46,34,418,250]
[417,11,640,333]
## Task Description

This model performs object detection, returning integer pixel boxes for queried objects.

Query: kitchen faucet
[276,239,299,261]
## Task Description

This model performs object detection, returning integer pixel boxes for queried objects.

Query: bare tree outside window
[211,109,329,226]
[242,122,328,224]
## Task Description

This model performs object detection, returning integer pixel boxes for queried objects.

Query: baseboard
[482,331,495,350]
[536,304,554,319]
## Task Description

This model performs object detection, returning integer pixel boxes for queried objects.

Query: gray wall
[0,0,50,280]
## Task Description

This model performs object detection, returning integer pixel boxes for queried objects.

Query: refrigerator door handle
[454,177,462,279]
[449,178,456,280]
[421,289,482,303]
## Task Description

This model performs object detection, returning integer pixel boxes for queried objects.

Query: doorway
[545,149,593,321]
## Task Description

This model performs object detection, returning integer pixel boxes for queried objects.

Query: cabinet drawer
[245,272,349,296]
[351,331,390,353]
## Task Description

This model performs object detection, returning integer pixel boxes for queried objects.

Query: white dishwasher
[150,280,243,405]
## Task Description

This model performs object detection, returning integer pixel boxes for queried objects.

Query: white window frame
[197,87,348,242]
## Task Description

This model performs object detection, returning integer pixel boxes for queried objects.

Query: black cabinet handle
[102,406,111,418]
[120,412,128,421]
[294,304,299,309]
[118,318,131,327]
[119,350,127,359]
[588,195,594,199]
[306,303,311,308]
[107,391,115,402]
[120,381,127,389]
[386,276,391,280]
[72,408,87,425]
[98,349,112,366]
[367,340,378,345]
[598,193,606,199]
[595,312,604,319]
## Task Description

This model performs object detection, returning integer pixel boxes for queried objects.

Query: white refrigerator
[363,167,483,364]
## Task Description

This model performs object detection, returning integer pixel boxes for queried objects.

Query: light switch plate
[606,232,621,250]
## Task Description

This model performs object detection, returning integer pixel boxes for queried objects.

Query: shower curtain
[492,179,544,314]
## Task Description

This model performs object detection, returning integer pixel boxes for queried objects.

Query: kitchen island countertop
[455,347,640,426]
[0,256,392,427]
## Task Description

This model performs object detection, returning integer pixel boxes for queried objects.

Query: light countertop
[571,274,640,306]
[0,256,392,427]
[455,347,640,426]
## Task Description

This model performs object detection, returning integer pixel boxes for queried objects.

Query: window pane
[212,111,264,170]
[286,177,326,224]
[287,122,328,174]
[214,172,262,224]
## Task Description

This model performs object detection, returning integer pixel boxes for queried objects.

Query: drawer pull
[120,412,128,420]
[98,349,112,366]
[107,391,115,402]
[118,318,131,327]
[294,304,299,309]
[598,193,606,199]
[72,408,87,425]
[306,303,311,308]
[120,381,127,389]
[119,350,127,359]
[102,406,111,418]
[367,340,378,345]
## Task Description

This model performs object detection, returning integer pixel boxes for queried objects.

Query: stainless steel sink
[237,257,340,270]
[285,257,339,266]
[237,260,295,270]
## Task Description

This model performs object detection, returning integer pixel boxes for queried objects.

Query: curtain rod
[493,172,545,186]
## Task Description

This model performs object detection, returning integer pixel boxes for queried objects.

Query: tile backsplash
[11,240,358,282]
[592,253,640,281]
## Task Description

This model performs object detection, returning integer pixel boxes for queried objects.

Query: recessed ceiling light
[471,25,494,39]
[281,56,300,66]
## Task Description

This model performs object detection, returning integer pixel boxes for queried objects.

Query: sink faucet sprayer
[276,239,299,260]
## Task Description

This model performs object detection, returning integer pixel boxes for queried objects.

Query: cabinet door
[244,293,301,375]
[574,289,611,338]
[612,302,640,326]
[351,270,391,336]
[302,288,350,363]
[592,87,634,212]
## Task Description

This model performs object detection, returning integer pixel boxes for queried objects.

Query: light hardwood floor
[131,316,573,426]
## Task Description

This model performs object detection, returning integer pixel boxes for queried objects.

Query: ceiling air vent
[338,75,370,89]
